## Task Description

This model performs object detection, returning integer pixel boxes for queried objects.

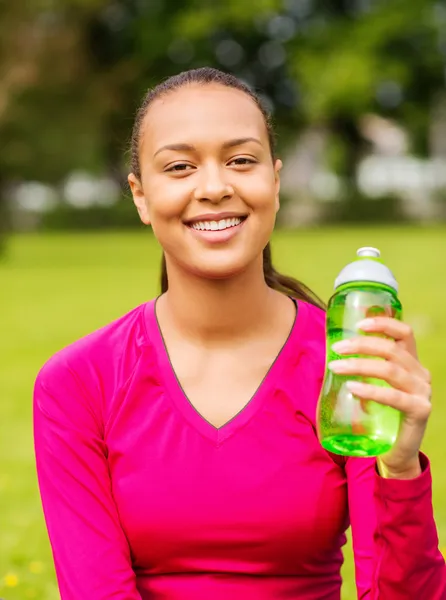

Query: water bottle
[316,247,403,457]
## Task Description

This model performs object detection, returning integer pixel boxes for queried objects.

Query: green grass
[1,227,445,599]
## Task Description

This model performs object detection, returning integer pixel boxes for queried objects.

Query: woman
[34,67,445,599]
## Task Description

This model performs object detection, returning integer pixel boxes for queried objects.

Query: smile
[186,215,247,244]
[189,217,244,231]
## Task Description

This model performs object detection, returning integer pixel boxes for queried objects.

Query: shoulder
[280,298,326,379]
[279,299,326,414]
[296,299,326,353]
[298,298,326,329]
[34,300,154,399]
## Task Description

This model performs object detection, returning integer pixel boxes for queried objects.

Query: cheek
[241,170,277,209]
[147,180,190,222]
[245,188,279,236]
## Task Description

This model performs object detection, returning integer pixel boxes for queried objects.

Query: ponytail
[262,243,325,309]
[159,243,325,310]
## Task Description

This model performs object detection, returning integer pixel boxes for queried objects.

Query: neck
[157,255,286,345]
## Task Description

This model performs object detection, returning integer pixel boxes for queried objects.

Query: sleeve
[33,360,142,600]
[347,452,446,599]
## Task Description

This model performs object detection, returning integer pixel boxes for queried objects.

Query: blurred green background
[1,0,446,598]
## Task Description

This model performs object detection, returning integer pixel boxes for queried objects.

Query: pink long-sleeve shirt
[34,298,446,599]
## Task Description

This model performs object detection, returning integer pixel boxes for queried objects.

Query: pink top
[34,299,446,600]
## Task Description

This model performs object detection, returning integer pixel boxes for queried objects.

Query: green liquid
[317,284,403,457]
[322,434,392,457]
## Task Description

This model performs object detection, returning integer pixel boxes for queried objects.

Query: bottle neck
[334,280,398,296]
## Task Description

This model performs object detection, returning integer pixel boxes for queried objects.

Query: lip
[186,216,247,244]
[183,212,248,225]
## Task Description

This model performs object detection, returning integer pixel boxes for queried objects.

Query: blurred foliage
[40,198,141,230]
[0,0,445,238]
[323,193,408,224]
[290,0,445,180]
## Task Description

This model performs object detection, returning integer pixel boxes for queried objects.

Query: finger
[328,358,430,395]
[346,381,432,421]
[357,317,412,341]
[331,337,429,381]
[357,317,419,357]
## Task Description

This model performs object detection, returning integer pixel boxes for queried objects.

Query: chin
[187,253,257,281]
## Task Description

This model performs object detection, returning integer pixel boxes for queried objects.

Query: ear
[128,173,151,225]
[274,159,282,213]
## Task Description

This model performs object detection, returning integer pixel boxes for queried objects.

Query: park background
[0,0,445,598]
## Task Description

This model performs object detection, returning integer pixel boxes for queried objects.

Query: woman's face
[129,83,282,281]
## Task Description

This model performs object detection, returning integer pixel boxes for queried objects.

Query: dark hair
[130,67,325,310]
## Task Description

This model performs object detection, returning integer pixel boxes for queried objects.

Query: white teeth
[190,217,243,231]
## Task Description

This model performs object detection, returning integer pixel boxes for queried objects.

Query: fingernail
[357,318,376,330]
[346,381,364,393]
[332,340,353,353]
[328,360,349,372]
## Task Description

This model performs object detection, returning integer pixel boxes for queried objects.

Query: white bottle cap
[334,247,398,292]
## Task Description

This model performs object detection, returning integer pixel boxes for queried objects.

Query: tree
[1,0,444,234]
[286,0,444,187]
[0,0,111,246]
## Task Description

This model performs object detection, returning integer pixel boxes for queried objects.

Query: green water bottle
[317,247,403,457]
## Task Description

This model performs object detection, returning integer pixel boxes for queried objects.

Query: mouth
[184,214,248,243]
[186,215,247,232]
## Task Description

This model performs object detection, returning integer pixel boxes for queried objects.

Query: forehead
[141,84,268,151]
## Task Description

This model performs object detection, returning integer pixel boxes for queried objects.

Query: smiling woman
[33,67,446,600]
[128,68,324,302]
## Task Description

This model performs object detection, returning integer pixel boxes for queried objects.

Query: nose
[193,164,234,204]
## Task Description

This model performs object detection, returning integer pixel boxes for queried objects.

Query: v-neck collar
[143,297,308,446]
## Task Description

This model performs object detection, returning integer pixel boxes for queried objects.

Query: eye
[165,163,194,173]
[228,157,257,167]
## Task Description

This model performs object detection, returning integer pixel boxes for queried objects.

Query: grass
[0,226,445,599]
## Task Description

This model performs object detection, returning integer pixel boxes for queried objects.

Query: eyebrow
[153,137,263,158]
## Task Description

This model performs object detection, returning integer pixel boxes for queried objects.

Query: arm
[34,359,142,600]
[347,453,446,599]
[330,316,445,598]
